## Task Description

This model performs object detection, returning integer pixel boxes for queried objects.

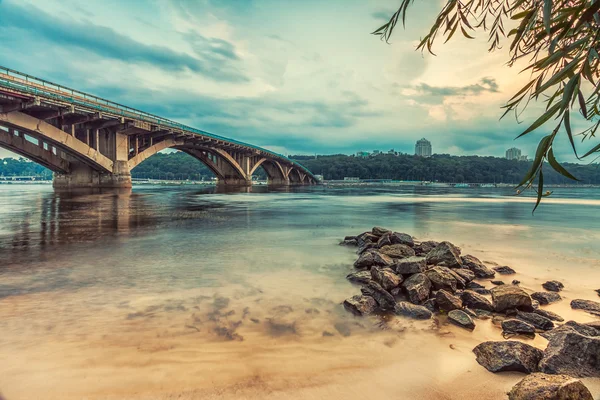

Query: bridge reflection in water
[0,66,317,189]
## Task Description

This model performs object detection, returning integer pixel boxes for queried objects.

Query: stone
[447,269,467,289]
[454,268,475,282]
[538,330,600,377]
[467,281,485,289]
[436,289,463,312]
[502,319,536,335]
[570,299,600,317]
[491,280,505,285]
[394,301,432,320]
[360,281,396,310]
[512,280,521,285]
[414,240,439,256]
[531,300,540,310]
[340,238,358,246]
[516,311,554,331]
[533,308,564,322]
[471,287,491,295]
[389,232,414,247]
[596,289,600,297]
[491,285,533,313]
[448,310,475,330]
[376,232,392,248]
[343,295,377,316]
[540,320,600,341]
[425,241,462,267]
[354,250,393,269]
[531,292,561,305]
[461,290,494,312]
[394,256,426,275]
[370,266,402,291]
[542,280,564,292]
[425,266,458,293]
[423,298,438,313]
[357,242,377,255]
[357,232,379,247]
[461,255,495,278]
[401,273,432,305]
[346,270,372,285]
[494,265,516,275]
[473,308,493,319]
[508,373,593,400]
[473,341,543,373]
[372,227,390,237]
[378,244,415,259]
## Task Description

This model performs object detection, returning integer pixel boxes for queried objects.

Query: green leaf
[563,110,579,158]
[460,26,475,39]
[543,0,552,35]
[578,90,588,119]
[548,148,579,180]
[532,170,544,214]
[581,142,600,158]
[534,57,581,96]
[517,134,552,187]
[516,102,561,138]
[561,76,578,111]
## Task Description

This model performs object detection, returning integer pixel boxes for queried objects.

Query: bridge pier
[53,161,132,189]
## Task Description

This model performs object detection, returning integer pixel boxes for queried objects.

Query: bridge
[0,66,317,189]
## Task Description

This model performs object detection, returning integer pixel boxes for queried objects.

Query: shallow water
[0,184,599,399]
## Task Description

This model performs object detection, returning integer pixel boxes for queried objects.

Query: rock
[502,319,536,335]
[343,295,377,316]
[596,289,600,297]
[491,285,533,313]
[447,269,467,289]
[491,280,505,285]
[512,280,521,285]
[394,301,432,320]
[389,232,414,247]
[533,308,564,322]
[461,290,494,312]
[334,322,352,337]
[461,255,495,278]
[394,256,426,275]
[378,244,415,259]
[425,241,462,268]
[531,300,540,309]
[494,265,516,275]
[531,292,561,305]
[371,227,390,237]
[570,299,600,317]
[516,311,554,331]
[360,281,396,310]
[448,310,475,330]
[436,289,463,312]
[401,273,432,304]
[376,232,392,248]
[357,242,377,254]
[541,321,600,341]
[542,280,564,292]
[508,373,594,400]
[454,268,475,282]
[425,266,458,293]
[390,287,401,296]
[340,238,358,246]
[354,251,393,269]
[346,270,372,285]
[472,308,493,319]
[423,298,438,313]
[538,330,600,377]
[370,266,402,291]
[322,330,335,337]
[471,287,491,295]
[473,341,543,373]
[343,235,356,241]
[467,281,485,289]
[356,232,379,247]
[414,240,439,256]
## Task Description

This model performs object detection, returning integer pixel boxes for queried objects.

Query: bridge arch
[0,126,70,173]
[250,158,288,184]
[128,138,184,170]
[176,146,250,185]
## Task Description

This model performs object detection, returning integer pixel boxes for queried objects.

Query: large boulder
[401,273,431,304]
[378,244,415,259]
[346,270,372,285]
[370,266,402,291]
[343,295,377,316]
[436,289,462,312]
[508,373,593,400]
[540,321,600,342]
[447,269,467,289]
[414,240,439,256]
[531,292,561,305]
[360,280,396,310]
[473,341,543,373]
[354,250,393,269]
[570,299,600,317]
[453,268,475,283]
[502,319,536,336]
[389,232,414,247]
[461,255,495,278]
[538,330,600,377]
[425,241,462,267]
[394,256,426,275]
[516,311,554,331]
[491,285,533,313]
[461,290,494,311]
[376,232,392,248]
[394,301,432,320]
[371,226,390,237]
[425,266,458,293]
[448,309,475,330]
[357,242,377,255]
[542,280,564,292]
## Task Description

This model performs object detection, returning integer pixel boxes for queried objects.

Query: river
[1,184,599,399]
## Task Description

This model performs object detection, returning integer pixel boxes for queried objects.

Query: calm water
[1,184,599,400]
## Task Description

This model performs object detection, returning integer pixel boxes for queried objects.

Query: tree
[374,0,600,209]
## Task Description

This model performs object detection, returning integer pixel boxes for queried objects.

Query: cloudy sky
[0,0,581,161]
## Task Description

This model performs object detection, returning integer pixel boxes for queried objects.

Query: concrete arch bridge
[0,66,317,188]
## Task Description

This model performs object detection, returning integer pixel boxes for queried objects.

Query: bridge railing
[0,66,316,179]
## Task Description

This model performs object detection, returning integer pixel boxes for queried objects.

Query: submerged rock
[461,290,493,312]
[425,266,458,293]
[425,241,462,268]
[512,280,521,285]
[570,299,600,316]
[502,319,536,336]
[370,266,402,291]
[340,238,358,246]
[414,240,439,256]
[389,232,414,247]
[436,289,462,312]
[379,244,415,259]
[354,250,393,269]
[542,280,564,292]
[394,301,432,320]
[508,373,593,400]
[461,255,495,278]
[346,270,372,285]
[394,256,426,275]
[343,295,377,316]
[494,265,516,275]
[491,280,505,286]
[516,311,554,331]
[448,310,475,330]
[533,308,564,322]
[361,281,396,310]
[491,285,533,313]
[538,330,600,377]
[531,292,561,305]
[473,341,543,373]
[401,273,431,304]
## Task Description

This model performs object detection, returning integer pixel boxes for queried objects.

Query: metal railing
[0,66,314,177]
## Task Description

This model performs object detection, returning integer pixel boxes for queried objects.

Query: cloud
[0,1,248,82]
[372,10,393,21]
[415,77,499,97]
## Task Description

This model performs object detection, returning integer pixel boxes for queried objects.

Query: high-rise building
[506,147,522,160]
[415,138,432,157]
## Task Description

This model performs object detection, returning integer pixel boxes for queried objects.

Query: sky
[0,0,584,161]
